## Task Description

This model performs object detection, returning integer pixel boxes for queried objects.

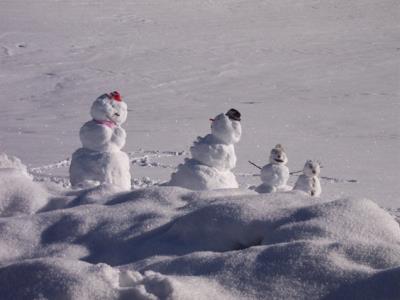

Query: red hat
[109,91,122,102]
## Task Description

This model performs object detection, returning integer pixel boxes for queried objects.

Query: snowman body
[168,112,241,190]
[79,120,126,153]
[258,164,290,193]
[69,93,131,191]
[190,134,237,170]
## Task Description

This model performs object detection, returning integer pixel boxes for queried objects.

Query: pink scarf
[94,119,116,128]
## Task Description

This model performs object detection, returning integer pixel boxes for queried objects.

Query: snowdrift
[0,153,48,217]
[0,184,399,299]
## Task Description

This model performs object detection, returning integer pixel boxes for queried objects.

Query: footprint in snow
[95,264,174,299]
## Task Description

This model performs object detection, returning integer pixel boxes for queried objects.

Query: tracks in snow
[128,149,186,169]
[29,149,187,187]
[29,149,356,189]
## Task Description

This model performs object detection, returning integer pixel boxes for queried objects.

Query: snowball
[69,148,131,191]
[79,121,127,153]
[168,158,239,190]
[211,113,241,145]
[258,164,290,192]
[90,94,128,125]
[190,135,237,170]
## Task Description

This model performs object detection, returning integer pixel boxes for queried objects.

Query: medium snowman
[69,91,131,191]
[167,109,242,190]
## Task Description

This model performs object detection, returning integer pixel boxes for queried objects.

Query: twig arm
[248,160,262,170]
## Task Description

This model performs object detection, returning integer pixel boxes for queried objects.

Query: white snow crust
[0,153,48,216]
[0,180,399,299]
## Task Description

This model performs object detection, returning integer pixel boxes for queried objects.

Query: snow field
[0,0,398,205]
[0,0,399,298]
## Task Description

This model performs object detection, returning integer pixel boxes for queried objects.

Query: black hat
[226,108,241,122]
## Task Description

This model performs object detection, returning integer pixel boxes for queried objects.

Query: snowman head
[211,109,242,144]
[269,144,288,165]
[90,91,128,125]
[303,160,321,177]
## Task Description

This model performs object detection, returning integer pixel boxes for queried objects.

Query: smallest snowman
[293,160,321,197]
[256,144,291,193]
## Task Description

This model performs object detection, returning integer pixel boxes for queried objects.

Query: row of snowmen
[69,92,321,197]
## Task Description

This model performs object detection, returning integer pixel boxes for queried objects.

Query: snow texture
[167,113,241,190]
[0,153,48,216]
[0,181,399,299]
[0,152,30,177]
[69,94,131,191]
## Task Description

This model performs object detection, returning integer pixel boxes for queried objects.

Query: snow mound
[0,259,174,300]
[0,152,29,176]
[0,186,399,299]
[0,154,48,216]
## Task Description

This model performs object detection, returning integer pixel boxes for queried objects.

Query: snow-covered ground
[0,0,399,206]
[0,169,399,299]
[0,0,399,299]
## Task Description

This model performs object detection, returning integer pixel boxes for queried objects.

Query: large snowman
[167,109,242,190]
[69,91,131,191]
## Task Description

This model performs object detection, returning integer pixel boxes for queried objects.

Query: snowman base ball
[70,148,131,191]
[168,158,238,191]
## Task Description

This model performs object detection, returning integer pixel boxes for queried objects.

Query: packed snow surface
[0,181,399,299]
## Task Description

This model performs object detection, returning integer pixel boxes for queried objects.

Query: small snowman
[255,144,291,193]
[293,160,321,197]
[167,109,242,190]
[69,91,131,191]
